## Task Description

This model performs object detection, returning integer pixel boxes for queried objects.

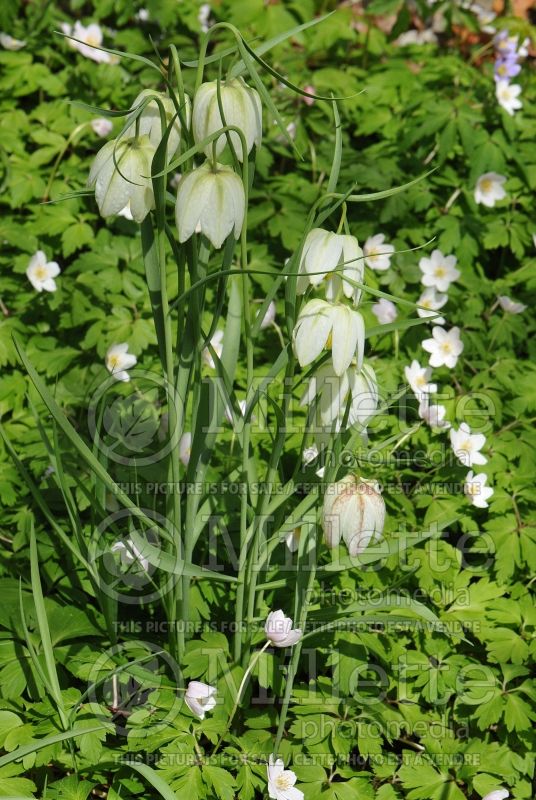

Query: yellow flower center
[434,267,446,278]
[275,775,293,791]
[421,299,432,309]
[367,248,379,260]
[34,266,48,280]
[441,342,452,354]
[86,34,100,46]
[108,355,120,369]
[460,439,473,453]
[416,375,426,387]
[466,482,478,496]
[480,179,493,193]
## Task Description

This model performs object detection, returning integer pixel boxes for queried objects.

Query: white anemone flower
[418,399,450,429]
[111,538,150,572]
[202,329,224,368]
[64,21,118,64]
[404,360,437,398]
[293,299,365,376]
[422,326,464,369]
[419,250,460,293]
[193,77,262,161]
[105,343,137,382]
[295,228,364,304]
[496,81,522,116]
[0,33,26,50]
[371,297,397,324]
[123,89,191,161]
[417,287,448,325]
[265,610,302,647]
[267,756,304,800]
[91,117,113,137]
[26,251,61,293]
[363,233,395,271]
[498,295,526,314]
[464,471,494,509]
[184,681,217,720]
[87,135,156,222]
[474,173,507,207]
[301,362,378,428]
[175,161,245,249]
[450,422,487,467]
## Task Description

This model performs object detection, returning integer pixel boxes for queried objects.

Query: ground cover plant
[0,1,535,799]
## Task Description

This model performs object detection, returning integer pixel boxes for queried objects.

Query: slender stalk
[213,640,271,755]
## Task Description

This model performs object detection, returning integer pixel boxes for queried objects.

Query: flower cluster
[293,228,392,441]
[493,31,528,116]
[87,78,260,250]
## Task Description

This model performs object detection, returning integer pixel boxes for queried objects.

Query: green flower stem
[213,640,271,755]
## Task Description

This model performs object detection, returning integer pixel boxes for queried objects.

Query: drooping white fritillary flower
[293,299,365,377]
[175,162,245,248]
[193,77,262,162]
[322,474,385,557]
[296,228,364,304]
[88,136,156,222]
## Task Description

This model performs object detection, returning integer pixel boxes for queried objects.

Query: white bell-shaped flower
[302,362,377,428]
[193,77,262,161]
[322,474,385,557]
[175,161,245,249]
[293,299,365,377]
[87,135,156,222]
[296,228,364,304]
[123,89,191,161]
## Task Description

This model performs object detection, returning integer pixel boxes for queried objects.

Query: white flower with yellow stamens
[419,250,460,293]
[417,287,448,325]
[464,471,494,509]
[267,756,303,800]
[105,343,137,383]
[26,251,61,293]
[474,172,507,207]
[422,326,463,369]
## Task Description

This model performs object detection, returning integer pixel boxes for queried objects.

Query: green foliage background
[0,1,534,798]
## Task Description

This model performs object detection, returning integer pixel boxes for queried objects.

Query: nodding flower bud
[124,89,191,161]
[322,474,385,558]
[293,299,365,377]
[175,161,245,249]
[87,135,156,222]
[193,77,262,162]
